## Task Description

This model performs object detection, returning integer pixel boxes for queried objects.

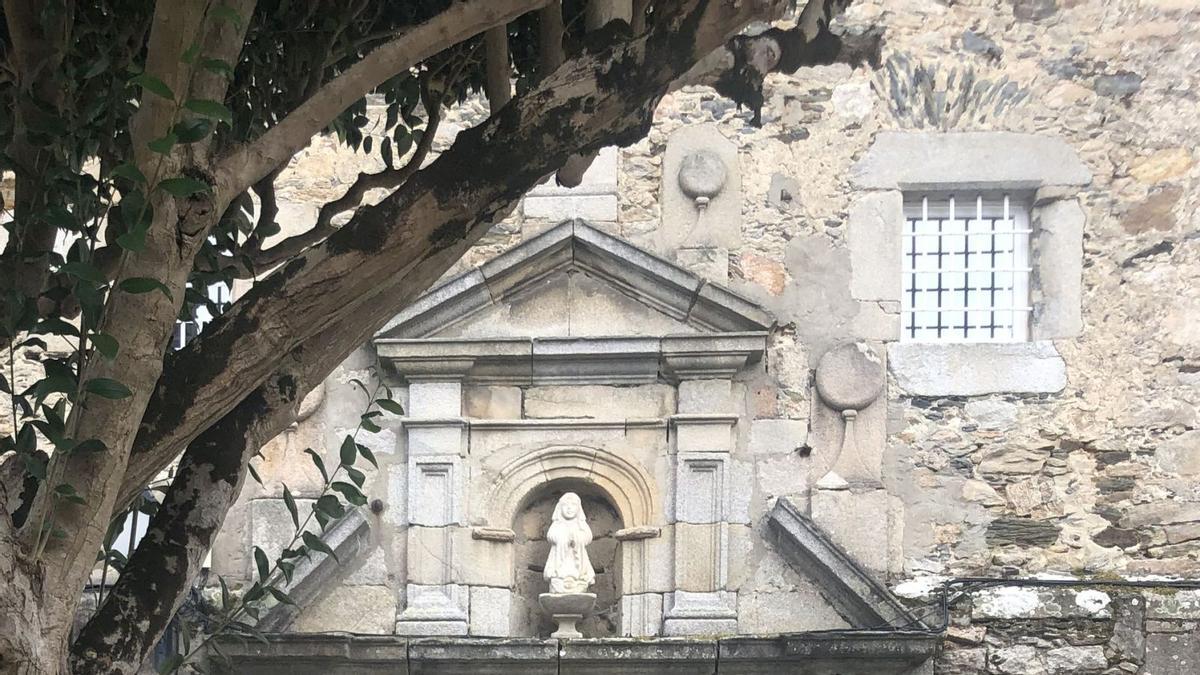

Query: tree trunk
[0,530,62,675]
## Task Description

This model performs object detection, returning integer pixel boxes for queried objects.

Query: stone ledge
[888,341,1067,396]
[851,131,1092,190]
[377,333,768,386]
[207,633,938,674]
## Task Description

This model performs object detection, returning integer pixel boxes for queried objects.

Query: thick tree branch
[71,368,302,675]
[245,81,444,275]
[120,0,812,505]
[215,0,552,204]
[484,26,512,111]
[537,2,565,76]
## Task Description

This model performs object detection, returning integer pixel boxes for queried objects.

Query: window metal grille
[902,194,1031,342]
[170,282,230,351]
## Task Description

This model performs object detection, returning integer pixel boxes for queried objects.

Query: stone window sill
[888,341,1067,397]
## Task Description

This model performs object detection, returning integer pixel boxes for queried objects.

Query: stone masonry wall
[198,0,1200,669]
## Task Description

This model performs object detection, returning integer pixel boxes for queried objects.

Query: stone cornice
[376,333,768,385]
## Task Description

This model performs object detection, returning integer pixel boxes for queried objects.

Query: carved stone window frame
[847,131,1091,396]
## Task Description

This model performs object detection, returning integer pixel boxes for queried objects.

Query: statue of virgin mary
[543,492,595,594]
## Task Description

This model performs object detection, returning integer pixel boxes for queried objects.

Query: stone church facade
[204,1,1200,672]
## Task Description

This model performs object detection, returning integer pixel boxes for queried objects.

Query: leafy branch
[161,376,401,674]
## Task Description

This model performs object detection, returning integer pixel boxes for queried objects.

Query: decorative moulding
[471,527,516,543]
[376,333,768,386]
[374,219,773,340]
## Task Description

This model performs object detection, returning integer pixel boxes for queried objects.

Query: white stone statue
[538,492,596,638]
[543,492,595,593]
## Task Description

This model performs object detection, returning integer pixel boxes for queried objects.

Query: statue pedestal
[539,592,596,638]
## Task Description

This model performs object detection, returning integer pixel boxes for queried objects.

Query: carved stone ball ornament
[814,341,885,490]
[677,149,728,208]
[815,341,884,412]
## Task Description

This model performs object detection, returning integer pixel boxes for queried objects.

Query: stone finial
[814,341,885,490]
[677,149,728,209]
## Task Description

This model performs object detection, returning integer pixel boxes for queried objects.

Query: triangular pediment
[374,220,773,340]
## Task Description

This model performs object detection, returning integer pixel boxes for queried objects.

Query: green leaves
[118,277,173,299]
[111,163,147,185]
[157,177,211,197]
[301,532,337,562]
[84,377,132,399]
[184,98,233,124]
[331,481,367,507]
[60,261,107,285]
[54,483,87,505]
[282,486,299,530]
[131,73,175,101]
[375,398,404,415]
[304,448,329,483]
[91,332,119,360]
[339,436,357,466]
[254,546,270,582]
[148,132,178,155]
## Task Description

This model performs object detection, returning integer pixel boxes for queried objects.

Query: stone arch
[487,446,658,530]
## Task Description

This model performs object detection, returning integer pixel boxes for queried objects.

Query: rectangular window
[902,194,1031,342]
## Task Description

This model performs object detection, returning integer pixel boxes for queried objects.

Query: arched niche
[511,478,623,638]
[483,446,661,638]
[484,446,659,530]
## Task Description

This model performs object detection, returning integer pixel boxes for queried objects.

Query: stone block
[755,453,810,504]
[810,488,902,578]
[249,498,319,573]
[620,593,664,637]
[1146,590,1200,619]
[662,590,737,636]
[344,546,390,585]
[738,589,849,634]
[1155,431,1200,476]
[405,422,466,456]
[671,416,736,453]
[889,341,1067,396]
[527,146,618,196]
[469,586,512,637]
[661,124,742,250]
[620,528,674,594]
[458,531,515,588]
[407,526,457,585]
[809,392,886,489]
[850,132,1091,190]
[676,246,729,283]
[1032,198,1084,340]
[523,384,674,419]
[396,583,468,635]
[674,522,727,592]
[848,191,904,303]
[408,458,463,526]
[383,464,407,526]
[291,585,396,635]
[677,379,734,414]
[463,385,522,419]
[675,454,729,523]
[851,300,901,341]
[1145,629,1199,675]
[408,381,462,417]
[747,419,808,455]
[523,194,618,221]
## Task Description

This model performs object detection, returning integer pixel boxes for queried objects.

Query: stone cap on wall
[374,219,774,340]
[206,632,939,674]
